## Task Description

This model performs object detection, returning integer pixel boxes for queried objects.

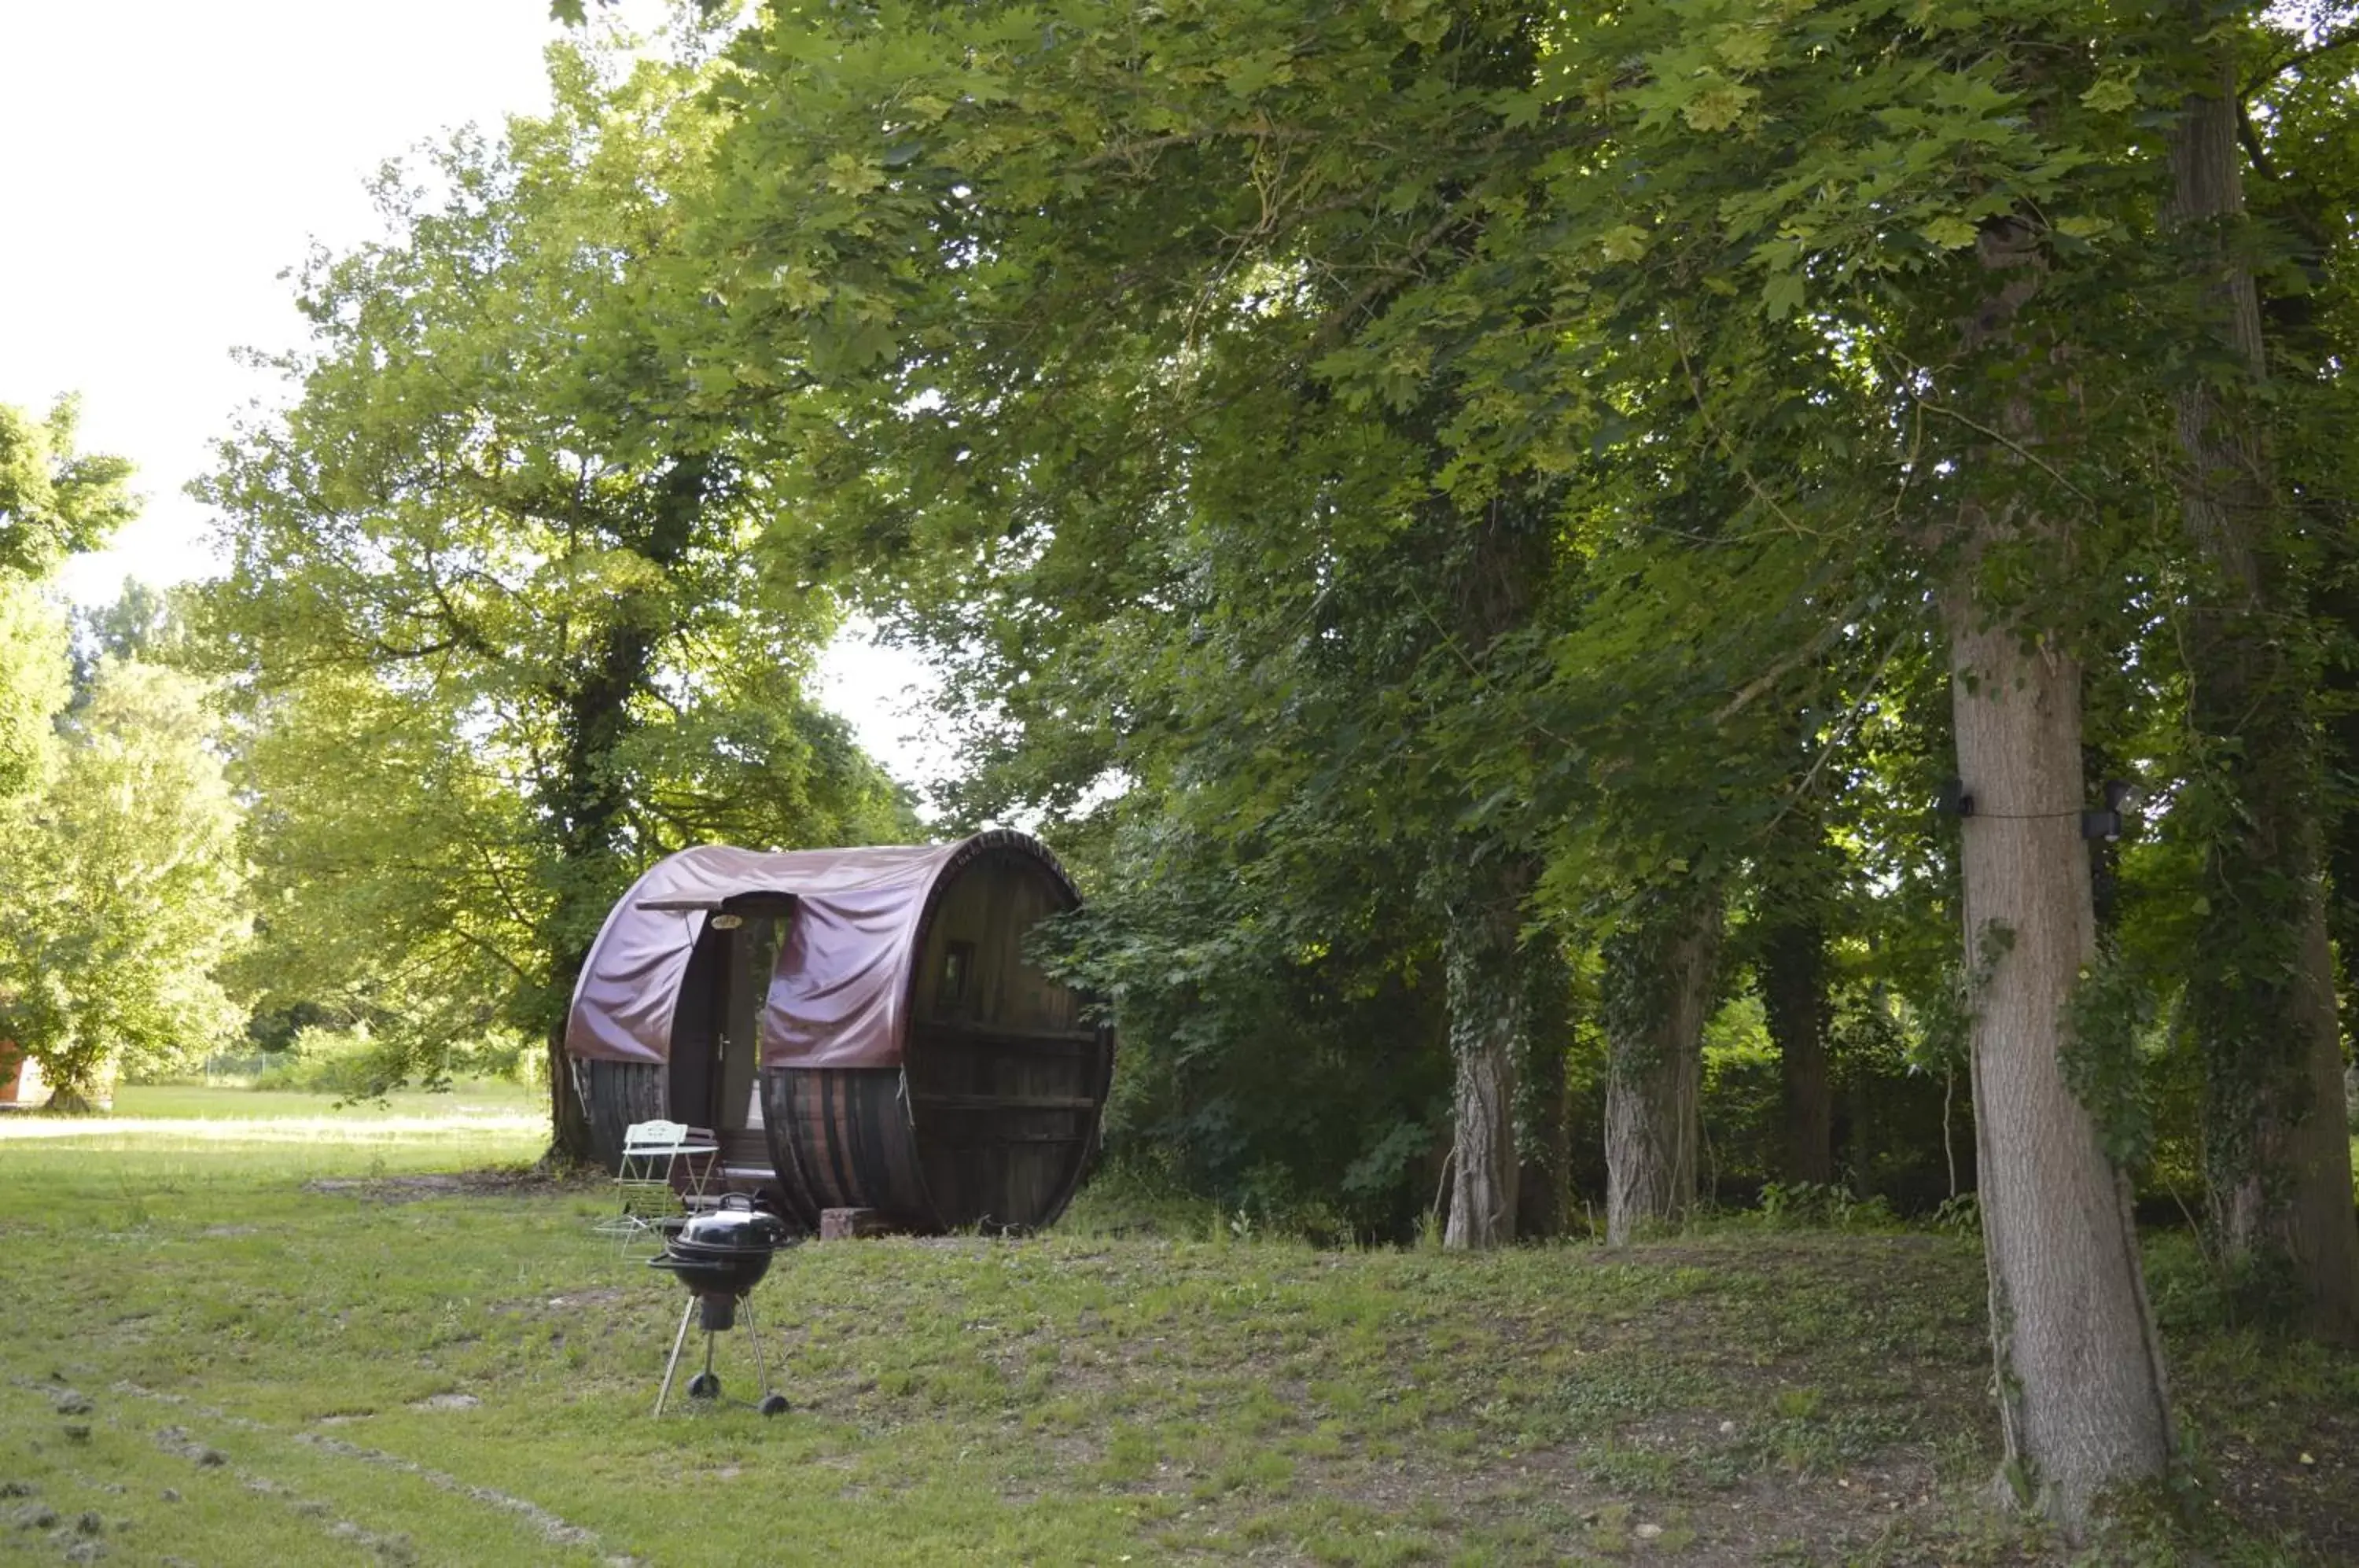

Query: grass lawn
[109,1080,543,1123]
[2,1108,2353,1566]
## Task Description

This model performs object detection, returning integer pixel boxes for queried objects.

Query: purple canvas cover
[758,844,953,1069]
[562,834,1073,1072]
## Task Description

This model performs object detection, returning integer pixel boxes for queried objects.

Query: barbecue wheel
[686,1371,721,1400]
[758,1394,788,1417]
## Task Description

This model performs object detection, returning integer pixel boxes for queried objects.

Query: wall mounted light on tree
[1934,777,2135,840]
[2081,781,2136,844]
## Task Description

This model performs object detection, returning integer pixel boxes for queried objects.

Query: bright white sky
[0,0,944,797]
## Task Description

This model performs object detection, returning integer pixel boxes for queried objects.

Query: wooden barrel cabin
[562,831,1111,1233]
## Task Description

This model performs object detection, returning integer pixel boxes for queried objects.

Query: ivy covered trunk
[537,631,658,1169]
[535,455,714,1169]
[2167,63,2359,1345]
[1602,888,1720,1246]
[2327,680,2359,1068]
[1759,914,1832,1187]
[540,675,635,1170]
[1433,466,1557,1250]
[2181,557,2359,1344]
[1442,859,1529,1250]
[1514,935,1573,1240]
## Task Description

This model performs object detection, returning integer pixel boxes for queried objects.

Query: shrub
[1757,1180,1899,1231]
[251,1025,401,1097]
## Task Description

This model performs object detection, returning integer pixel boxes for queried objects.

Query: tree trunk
[1947,580,2175,1523]
[2167,61,2359,1345]
[1937,216,2173,1526]
[1514,934,1572,1239]
[1603,888,1720,1246]
[2324,678,2359,1066]
[533,455,716,1168]
[1443,859,1528,1250]
[34,1050,103,1113]
[1759,914,1832,1187]
[535,630,656,1169]
[544,1018,595,1170]
[1430,466,1556,1250]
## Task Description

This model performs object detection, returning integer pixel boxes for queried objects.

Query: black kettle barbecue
[647,1194,799,1415]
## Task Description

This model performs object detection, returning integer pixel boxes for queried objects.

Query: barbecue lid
[674,1194,795,1253]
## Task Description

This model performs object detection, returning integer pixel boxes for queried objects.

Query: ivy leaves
[2062,940,2163,1170]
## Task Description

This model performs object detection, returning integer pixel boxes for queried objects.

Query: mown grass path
[1,1108,2352,1565]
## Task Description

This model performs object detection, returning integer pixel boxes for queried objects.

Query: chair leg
[653,1293,696,1417]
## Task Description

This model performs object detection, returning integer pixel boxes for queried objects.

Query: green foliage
[1930,1192,1982,1237]
[1696,988,1778,1190]
[1915,920,2017,1083]
[673,0,2356,1250]
[0,661,248,1106]
[121,0,2359,1268]
[241,1020,540,1099]
[1614,977,1968,1215]
[0,397,136,580]
[2061,939,2165,1170]
[0,431,234,1113]
[249,1023,404,1097]
[1755,1182,1899,1232]
[0,413,131,814]
[221,666,561,1076]
[68,577,186,706]
[1040,823,1452,1239]
[0,576,68,803]
[198,43,914,1096]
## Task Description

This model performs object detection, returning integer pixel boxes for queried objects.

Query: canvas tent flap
[565,905,705,1065]
[760,848,949,1069]
[564,841,962,1068]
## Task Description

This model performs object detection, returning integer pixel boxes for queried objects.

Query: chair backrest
[622,1119,697,1154]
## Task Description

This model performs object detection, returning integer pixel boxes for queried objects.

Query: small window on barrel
[936,940,974,1014]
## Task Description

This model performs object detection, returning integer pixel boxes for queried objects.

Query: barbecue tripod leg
[742,1295,771,1395]
[653,1293,697,1417]
[743,1296,789,1415]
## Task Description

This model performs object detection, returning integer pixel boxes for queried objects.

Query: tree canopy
[0,397,137,580]
[197,43,915,1117]
[0,659,247,1110]
[667,0,2359,1518]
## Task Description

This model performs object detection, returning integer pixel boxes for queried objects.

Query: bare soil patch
[301,1169,583,1202]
